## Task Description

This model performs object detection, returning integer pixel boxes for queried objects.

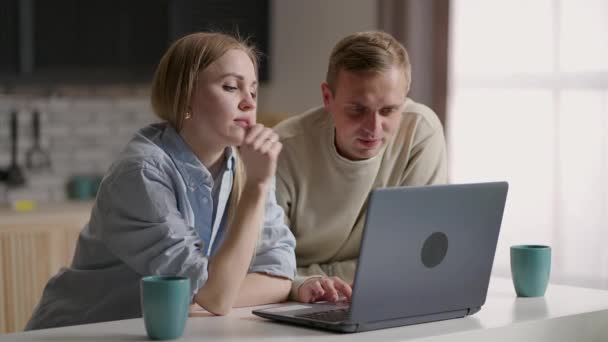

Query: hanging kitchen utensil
[0,110,26,187]
[26,109,52,171]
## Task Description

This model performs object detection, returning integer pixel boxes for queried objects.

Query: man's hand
[297,276,352,303]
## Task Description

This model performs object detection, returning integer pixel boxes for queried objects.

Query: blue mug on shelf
[67,174,103,200]
[67,175,93,200]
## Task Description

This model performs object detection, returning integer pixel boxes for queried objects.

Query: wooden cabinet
[0,202,92,333]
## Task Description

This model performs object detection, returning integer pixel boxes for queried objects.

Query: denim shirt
[26,122,296,330]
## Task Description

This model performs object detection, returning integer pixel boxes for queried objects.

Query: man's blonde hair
[326,31,411,94]
[150,32,258,240]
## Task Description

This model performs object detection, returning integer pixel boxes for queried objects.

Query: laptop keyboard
[296,308,349,322]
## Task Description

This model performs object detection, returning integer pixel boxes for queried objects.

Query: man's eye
[223,85,238,91]
[348,107,366,115]
[380,108,396,116]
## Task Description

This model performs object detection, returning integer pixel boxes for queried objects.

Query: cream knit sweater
[274,98,447,298]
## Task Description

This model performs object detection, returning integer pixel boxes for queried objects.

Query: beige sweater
[274,98,447,297]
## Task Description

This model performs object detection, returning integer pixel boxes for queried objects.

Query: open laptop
[253,182,509,333]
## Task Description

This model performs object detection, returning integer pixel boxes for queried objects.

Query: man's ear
[321,82,333,108]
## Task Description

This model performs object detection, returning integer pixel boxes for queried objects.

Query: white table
[2,277,608,341]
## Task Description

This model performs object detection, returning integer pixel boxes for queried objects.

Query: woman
[26,32,296,330]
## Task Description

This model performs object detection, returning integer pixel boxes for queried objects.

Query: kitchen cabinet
[1,0,269,83]
[0,201,92,333]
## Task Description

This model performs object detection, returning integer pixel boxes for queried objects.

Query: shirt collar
[160,123,235,189]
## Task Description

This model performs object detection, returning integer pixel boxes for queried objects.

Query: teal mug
[510,245,551,297]
[140,276,191,340]
[68,175,93,200]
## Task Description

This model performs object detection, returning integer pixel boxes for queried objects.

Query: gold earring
[185,111,191,119]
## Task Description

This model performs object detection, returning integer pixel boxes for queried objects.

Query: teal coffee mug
[140,276,191,340]
[68,175,93,200]
[510,245,551,297]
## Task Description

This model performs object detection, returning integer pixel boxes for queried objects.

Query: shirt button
[202,197,209,204]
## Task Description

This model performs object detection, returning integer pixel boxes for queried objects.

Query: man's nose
[363,112,380,133]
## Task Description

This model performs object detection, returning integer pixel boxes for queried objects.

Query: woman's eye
[223,85,238,91]
[250,92,257,99]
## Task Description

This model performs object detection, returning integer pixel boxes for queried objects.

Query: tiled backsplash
[0,96,155,205]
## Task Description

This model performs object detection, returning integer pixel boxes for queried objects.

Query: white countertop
[2,277,608,341]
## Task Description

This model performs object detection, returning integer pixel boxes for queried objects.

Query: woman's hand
[297,276,353,303]
[239,124,282,187]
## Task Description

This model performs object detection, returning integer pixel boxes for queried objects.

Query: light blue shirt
[26,122,296,330]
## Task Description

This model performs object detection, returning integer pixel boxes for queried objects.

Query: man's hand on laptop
[297,276,352,303]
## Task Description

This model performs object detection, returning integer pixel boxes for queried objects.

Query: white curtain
[448,0,608,289]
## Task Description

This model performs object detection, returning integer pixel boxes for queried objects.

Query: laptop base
[253,307,478,333]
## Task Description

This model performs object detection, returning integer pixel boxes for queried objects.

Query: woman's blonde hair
[151,32,258,132]
[150,32,259,237]
[326,31,412,94]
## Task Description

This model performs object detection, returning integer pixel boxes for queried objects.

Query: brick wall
[0,96,155,205]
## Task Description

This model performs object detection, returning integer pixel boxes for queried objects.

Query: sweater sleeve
[401,121,448,186]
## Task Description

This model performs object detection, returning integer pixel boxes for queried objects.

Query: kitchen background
[1,0,607,334]
[0,0,379,205]
[0,95,152,203]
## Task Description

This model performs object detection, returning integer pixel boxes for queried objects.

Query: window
[448,0,608,288]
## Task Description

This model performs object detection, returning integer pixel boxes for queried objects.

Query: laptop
[253,182,509,333]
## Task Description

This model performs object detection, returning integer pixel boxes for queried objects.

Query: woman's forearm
[234,273,291,307]
[195,183,267,315]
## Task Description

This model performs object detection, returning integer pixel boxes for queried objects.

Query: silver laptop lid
[349,182,508,323]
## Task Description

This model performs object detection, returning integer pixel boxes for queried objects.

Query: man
[274,31,448,303]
